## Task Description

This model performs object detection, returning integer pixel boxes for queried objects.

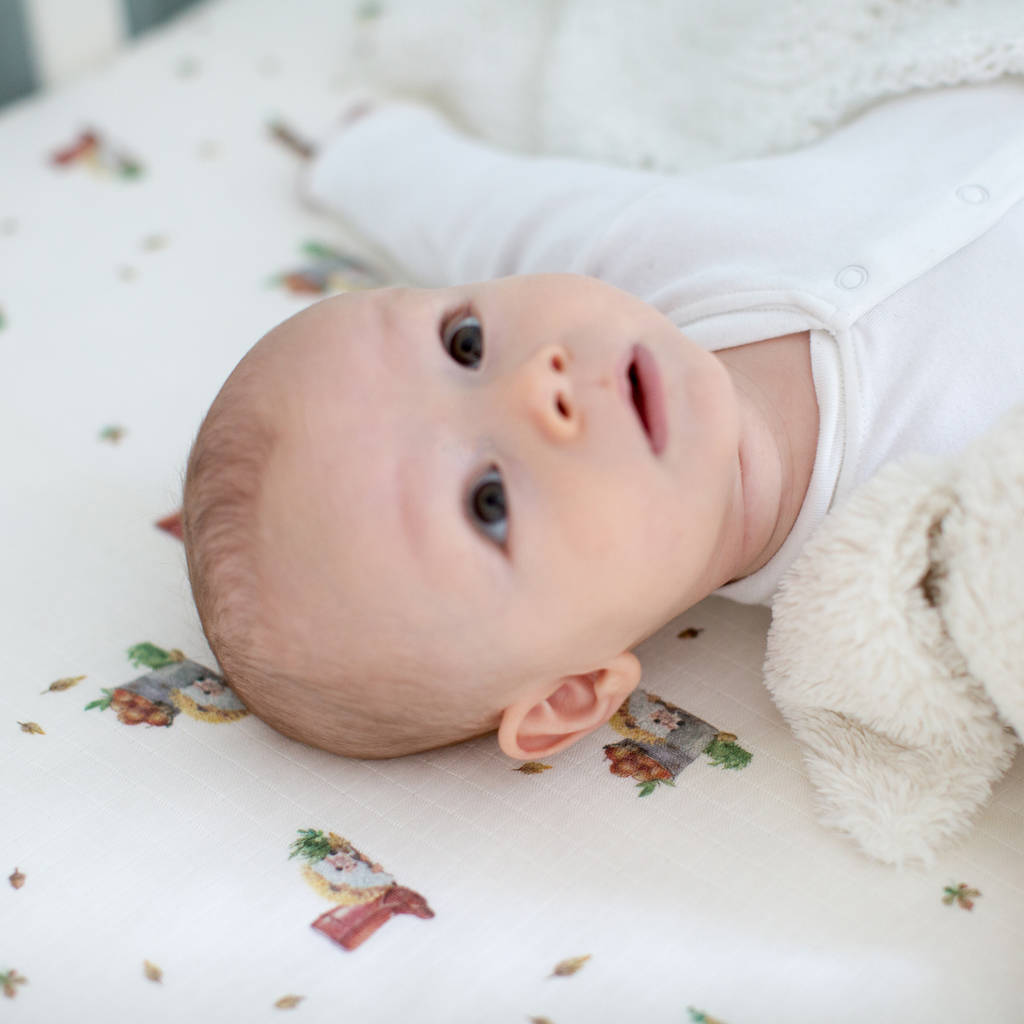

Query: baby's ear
[497,651,642,760]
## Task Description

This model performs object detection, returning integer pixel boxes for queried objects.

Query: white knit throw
[347,0,1024,171]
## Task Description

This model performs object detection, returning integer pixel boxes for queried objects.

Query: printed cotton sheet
[2,2,1022,1021]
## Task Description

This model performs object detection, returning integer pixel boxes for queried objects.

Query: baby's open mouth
[625,344,668,455]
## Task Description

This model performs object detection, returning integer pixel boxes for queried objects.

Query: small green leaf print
[42,675,85,694]
[118,157,143,179]
[514,762,552,774]
[126,643,181,670]
[0,306,6,330]
[943,883,981,911]
[704,734,752,770]
[289,828,332,863]
[85,688,115,712]
[688,1009,728,1024]
[356,1,383,20]
[99,425,126,443]
[1,968,27,999]
[550,955,590,978]
[637,778,675,797]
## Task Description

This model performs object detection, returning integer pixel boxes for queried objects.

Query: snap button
[835,264,868,290]
[956,184,989,204]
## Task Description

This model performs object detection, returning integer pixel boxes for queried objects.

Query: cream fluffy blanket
[764,405,1024,867]
[347,0,1024,172]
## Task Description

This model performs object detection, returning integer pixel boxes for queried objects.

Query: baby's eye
[443,314,483,369]
[467,466,507,547]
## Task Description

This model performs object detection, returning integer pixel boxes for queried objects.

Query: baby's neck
[715,331,818,583]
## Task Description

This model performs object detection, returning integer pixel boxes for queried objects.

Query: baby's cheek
[558,499,640,570]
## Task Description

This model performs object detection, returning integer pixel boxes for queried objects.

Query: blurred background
[0,0,205,110]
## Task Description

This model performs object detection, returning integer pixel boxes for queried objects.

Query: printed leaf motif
[356,0,383,19]
[85,688,115,712]
[143,960,163,983]
[9,867,25,890]
[42,675,85,694]
[943,883,981,911]
[637,778,675,797]
[99,425,126,443]
[268,120,314,160]
[271,240,384,297]
[703,736,752,770]
[1,969,27,999]
[18,721,44,735]
[289,828,333,863]
[551,955,590,977]
[528,1018,555,1024]
[51,129,143,177]
[51,130,96,165]
[275,995,304,1009]
[688,1009,728,1024]
[126,643,183,670]
[514,762,552,774]
[677,627,704,639]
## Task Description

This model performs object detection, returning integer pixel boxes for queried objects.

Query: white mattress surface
[2,2,1022,1021]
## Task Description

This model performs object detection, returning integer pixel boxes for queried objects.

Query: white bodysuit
[305,81,1024,605]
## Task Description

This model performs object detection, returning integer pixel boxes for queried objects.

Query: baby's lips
[633,343,668,455]
[617,343,668,455]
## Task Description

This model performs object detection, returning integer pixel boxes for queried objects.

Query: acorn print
[41,675,85,694]
[551,955,590,977]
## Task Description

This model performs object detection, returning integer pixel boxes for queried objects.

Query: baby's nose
[518,344,579,442]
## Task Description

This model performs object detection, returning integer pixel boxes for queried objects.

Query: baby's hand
[297,90,455,210]
[294,89,389,207]
[323,88,459,147]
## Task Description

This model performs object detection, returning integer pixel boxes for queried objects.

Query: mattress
[2,1,1022,1021]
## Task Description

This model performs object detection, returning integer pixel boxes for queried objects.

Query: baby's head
[183,273,744,759]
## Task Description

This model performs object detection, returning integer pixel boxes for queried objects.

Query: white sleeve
[302,104,669,287]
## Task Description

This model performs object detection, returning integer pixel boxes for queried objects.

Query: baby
[183,80,1024,760]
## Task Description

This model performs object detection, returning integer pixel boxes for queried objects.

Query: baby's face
[249,274,742,701]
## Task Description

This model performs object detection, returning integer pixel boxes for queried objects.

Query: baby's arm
[302,102,668,287]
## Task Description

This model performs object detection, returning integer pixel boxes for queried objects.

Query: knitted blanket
[346,0,1024,172]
